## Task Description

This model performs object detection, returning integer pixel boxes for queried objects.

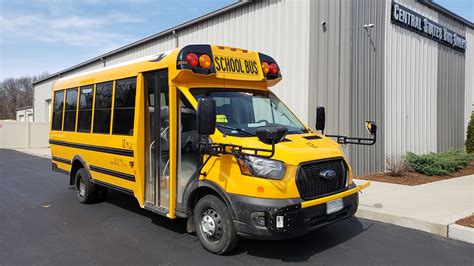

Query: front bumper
[229,181,370,240]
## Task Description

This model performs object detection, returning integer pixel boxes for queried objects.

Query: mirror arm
[325,132,376,145]
[198,153,214,176]
[197,135,220,176]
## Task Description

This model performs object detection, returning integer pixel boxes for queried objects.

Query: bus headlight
[237,155,286,180]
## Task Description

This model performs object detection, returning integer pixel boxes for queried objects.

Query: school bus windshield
[191,88,308,137]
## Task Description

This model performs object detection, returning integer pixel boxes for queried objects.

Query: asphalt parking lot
[0,149,473,265]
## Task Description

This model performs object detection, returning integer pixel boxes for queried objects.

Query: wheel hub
[201,215,216,235]
[79,178,85,197]
[200,208,223,241]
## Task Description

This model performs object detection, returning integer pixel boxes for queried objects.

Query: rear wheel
[74,168,97,204]
[193,195,239,254]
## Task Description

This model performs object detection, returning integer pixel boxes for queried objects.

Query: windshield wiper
[216,124,256,136]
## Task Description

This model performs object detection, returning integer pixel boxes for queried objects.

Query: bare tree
[0,73,49,120]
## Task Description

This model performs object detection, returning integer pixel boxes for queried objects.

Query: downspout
[173,30,179,48]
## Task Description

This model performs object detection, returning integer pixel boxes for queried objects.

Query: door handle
[149,140,155,182]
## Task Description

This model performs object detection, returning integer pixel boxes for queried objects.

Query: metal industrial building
[33,0,474,175]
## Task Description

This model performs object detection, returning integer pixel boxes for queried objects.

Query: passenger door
[144,69,170,214]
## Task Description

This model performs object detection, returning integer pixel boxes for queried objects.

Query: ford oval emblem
[320,169,337,179]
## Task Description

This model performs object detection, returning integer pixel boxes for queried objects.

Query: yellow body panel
[50,44,364,220]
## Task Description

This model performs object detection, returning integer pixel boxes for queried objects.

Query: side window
[93,81,113,134]
[113,77,136,135]
[63,88,78,132]
[77,85,94,132]
[51,90,64,130]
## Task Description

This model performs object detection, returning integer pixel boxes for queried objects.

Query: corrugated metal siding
[88,0,311,123]
[465,28,474,136]
[437,15,466,151]
[65,60,104,76]
[384,0,439,159]
[105,35,176,65]
[348,0,386,176]
[308,0,346,134]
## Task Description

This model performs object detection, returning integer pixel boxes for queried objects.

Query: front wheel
[194,195,239,254]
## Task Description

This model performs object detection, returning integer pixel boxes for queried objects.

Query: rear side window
[77,85,94,132]
[63,88,78,131]
[93,82,113,134]
[51,90,64,130]
[113,77,136,135]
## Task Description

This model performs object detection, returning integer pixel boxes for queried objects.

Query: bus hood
[220,133,345,166]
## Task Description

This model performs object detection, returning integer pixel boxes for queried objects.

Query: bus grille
[296,158,347,200]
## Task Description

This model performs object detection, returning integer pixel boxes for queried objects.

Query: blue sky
[435,0,473,23]
[0,0,472,80]
[0,0,234,80]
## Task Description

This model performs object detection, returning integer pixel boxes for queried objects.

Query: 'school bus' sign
[391,2,467,52]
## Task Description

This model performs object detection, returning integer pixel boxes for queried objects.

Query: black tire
[74,168,97,204]
[95,185,108,202]
[194,195,239,254]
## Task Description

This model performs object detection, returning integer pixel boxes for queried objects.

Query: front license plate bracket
[326,198,344,214]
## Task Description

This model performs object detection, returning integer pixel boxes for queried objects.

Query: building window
[113,77,136,135]
[51,90,64,130]
[63,88,78,131]
[77,85,94,132]
[93,81,113,134]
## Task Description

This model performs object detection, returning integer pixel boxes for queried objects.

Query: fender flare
[184,179,238,220]
[70,155,92,186]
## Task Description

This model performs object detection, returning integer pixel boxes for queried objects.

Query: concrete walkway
[354,176,474,242]
[13,148,51,159]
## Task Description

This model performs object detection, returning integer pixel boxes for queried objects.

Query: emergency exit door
[144,69,170,214]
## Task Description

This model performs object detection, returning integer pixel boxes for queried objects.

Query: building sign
[391,2,466,52]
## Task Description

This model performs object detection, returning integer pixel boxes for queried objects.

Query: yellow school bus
[50,44,376,254]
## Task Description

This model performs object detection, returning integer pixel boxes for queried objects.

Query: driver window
[253,97,292,125]
[272,101,292,125]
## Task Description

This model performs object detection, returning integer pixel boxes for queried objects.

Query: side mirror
[197,98,216,135]
[365,121,377,135]
[256,125,288,145]
[316,106,326,132]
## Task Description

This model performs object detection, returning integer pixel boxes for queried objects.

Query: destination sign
[213,56,259,75]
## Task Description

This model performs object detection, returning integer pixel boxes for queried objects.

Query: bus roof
[53,44,282,90]
[55,50,175,84]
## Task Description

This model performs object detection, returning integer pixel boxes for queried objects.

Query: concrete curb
[357,208,474,244]
[356,208,448,237]
[448,224,474,244]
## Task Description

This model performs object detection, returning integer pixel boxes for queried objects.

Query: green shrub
[405,150,473,176]
[466,113,474,153]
